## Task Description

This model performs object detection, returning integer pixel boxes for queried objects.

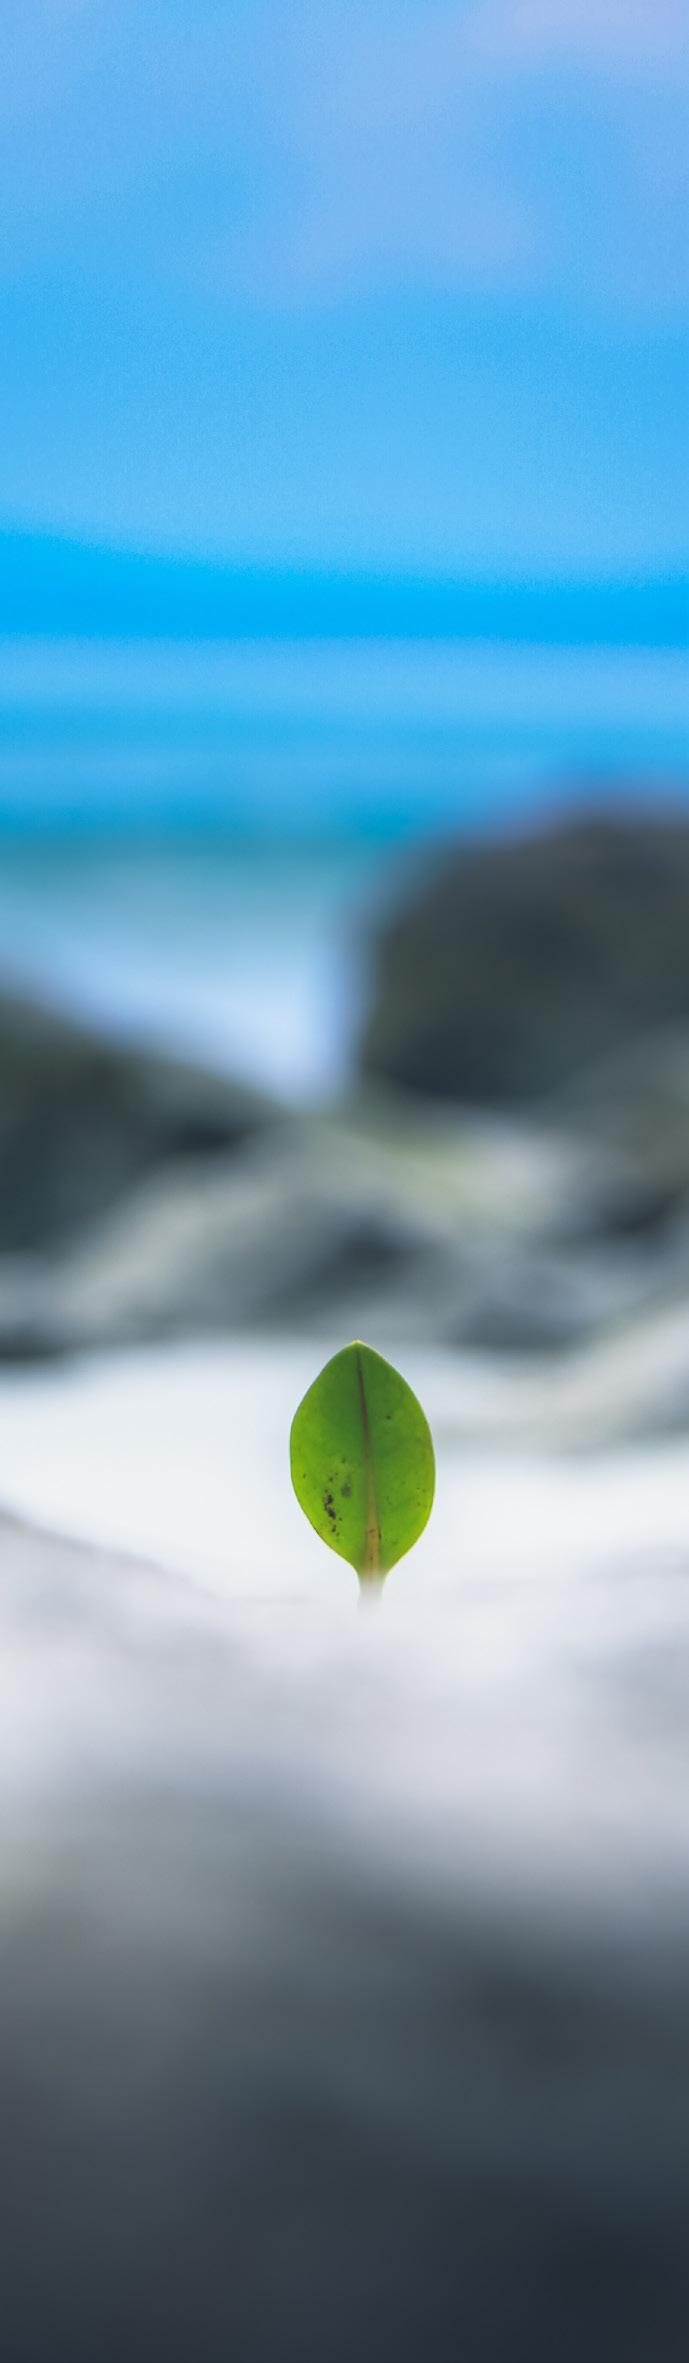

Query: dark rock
[0,1092,677,1365]
[0,990,278,1251]
[361,809,689,1106]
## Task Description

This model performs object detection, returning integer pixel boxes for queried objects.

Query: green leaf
[290,1340,435,1587]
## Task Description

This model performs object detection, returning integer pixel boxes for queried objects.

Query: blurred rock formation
[361,808,689,1103]
[3,810,689,1384]
[0,990,278,1251]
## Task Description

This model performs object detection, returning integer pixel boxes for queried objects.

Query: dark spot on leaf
[341,1481,351,1498]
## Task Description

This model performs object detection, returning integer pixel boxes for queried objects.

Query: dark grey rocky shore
[3,809,689,1383]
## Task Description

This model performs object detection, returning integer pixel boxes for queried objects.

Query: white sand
[1,1337,688,1915]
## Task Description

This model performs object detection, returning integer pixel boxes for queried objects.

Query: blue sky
[1,0,687,578]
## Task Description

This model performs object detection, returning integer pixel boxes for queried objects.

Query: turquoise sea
[1,634,687,833]
[0,634,687,1094]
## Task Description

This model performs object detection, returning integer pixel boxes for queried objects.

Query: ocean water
[0,633,687,1093]
[0,836,397,1096]
[1,635,687,830]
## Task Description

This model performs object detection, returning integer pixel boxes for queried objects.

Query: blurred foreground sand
[2,1425,689,2363]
